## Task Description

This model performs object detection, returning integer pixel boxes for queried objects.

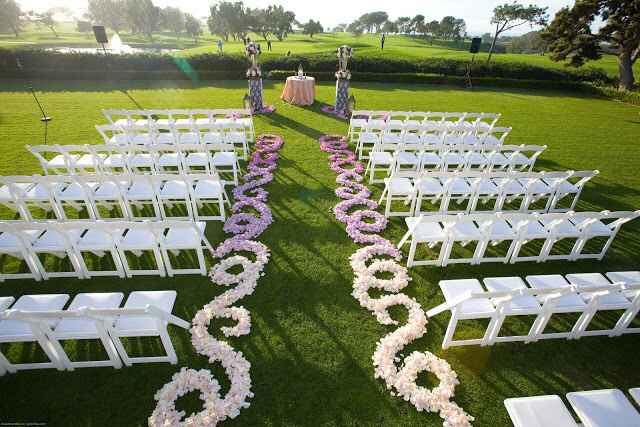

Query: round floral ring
[210,255,261,285]
[149,368,222,427]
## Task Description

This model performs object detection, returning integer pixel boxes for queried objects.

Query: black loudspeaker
[469,37,481,54]
[93,25,108,44]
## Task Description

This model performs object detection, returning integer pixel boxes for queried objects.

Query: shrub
[0,48,614,85]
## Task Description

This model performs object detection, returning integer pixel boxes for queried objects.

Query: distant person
[216,39,223,54]
[267,39,272,51]
[246,37,251,45]
[286,50,291,57]
[381,33,385,50]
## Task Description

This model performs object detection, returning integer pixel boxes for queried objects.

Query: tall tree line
[207,2,297,41]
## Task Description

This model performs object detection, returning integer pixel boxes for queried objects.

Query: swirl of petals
[333,198,379,224]
[316,134,474,427]
[150,134,283,427]
[329,150,357,162]
[335,184,372,200]
[329,159,365,175]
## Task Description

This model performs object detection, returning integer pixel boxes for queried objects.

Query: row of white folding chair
[397,210,640,267]
[366,143,547,184]
[379,170,598,217]
[27,143,239,184]
[0,173,229,223]
[0,220,215,281]
[427,272,640,349]
[102,108,254,141]
[349,110,501,138]
[0,291,189,374]
[356,124,512,159]
[96,122,250,160]
[505,389,640,427]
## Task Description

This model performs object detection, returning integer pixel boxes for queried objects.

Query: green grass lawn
[0,78,639,426]
[3,25,638,82]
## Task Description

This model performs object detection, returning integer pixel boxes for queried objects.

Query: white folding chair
[115,222,165,277]
[47,292,125,370]
[207,142,240,186]
[156,221,214,276]
[26,144,74,175]
[96,124,129,145]
[151,144,184,174]
[504,395,579,427]
[0,224,42,281]
[365,142,396,184]
[152,174,194,221]
[186,174,228,221]
[397,215,451,267]
[567,389,640,427]
[21,222,85,280]
[64,222,126,278]
[121,175,161,221]
[224,123,249,161]
[0,294,69,374]
[379,171,416,217]
[80,174,129,220]
[107,291,188,366]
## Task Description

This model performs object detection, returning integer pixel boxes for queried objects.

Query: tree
[395,17,412,34]
[381,20,398,34]
[332,23,347,33]
[0,0,24,36]
[302,19,323,38]
[267,5,295,41]
[87,0,126,34]
[508,30,548,54]
[124,0,160,39]
[543,0,639,90]
[76,20,93,35]
[208,2,249,41]
[439,16,457,39]
[368,11,388,33]
[161,7,184,38]
[346,20,364,36]
[35,10,58,38]
[424,20,440,43]
[453,18,466,43]
[184,14,202,43]
[411,14,425,35]
[481,32,493,43]
[487,2,548,61]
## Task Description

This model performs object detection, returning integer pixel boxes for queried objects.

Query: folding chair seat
[116,224,165,277]
[153,144,183,174]
[123,176,161,220]
[95,125,128,145]
[67,224,126,278]
[127,147,156,174]
[414,177,445,215]
[441,177,473,213]
[398,216,449,267]
[151,124,178,145]
[442,217,483,265]
[539,216,580,261]
[175,124,199,145]
[380,174,415,217]
[84,176,129,220]
[188,175,228,221]
[199,124,225,144]
[51,177,95,220]
[122,124,153,146]
[193,110,213,125]
[20,178,63,220]
[387,112,408,127]
[566,389,640,427]
[466,150,491,171]
[547,171,598,212]
[109,291,182,365]
[0,294,69,374]
[442,148,466,171]
[0,178,34,220]
[475,219,518,263]
[366,143,396,184]
[494,177,526,211]
[566,273,637,337]
[357,124,382,160]
[483,277,542,343]
[504,395,579,427]
[181,144,213,174]
[158,221,211,276]
[438,279,497,348]
[49,292,124,370]
[26,145,75,175]
[525,275,587,340]
[225,124,249,160]
[27,225,84,280]
[520,177,554,213]
[0,226,42,281]
[96,146,129,174]
[393,147,420,173]
[402,125,421,145]
[381,124,404,144]
[469,177,500,212]
[482,126,511,145]
[606,271,640,300]
[509,217,549,263]
[209,143,240,185]
[155,176,194,221]
[418,148,444,172]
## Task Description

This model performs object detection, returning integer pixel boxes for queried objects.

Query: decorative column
[245,41,274,114]
[322,45,353,119]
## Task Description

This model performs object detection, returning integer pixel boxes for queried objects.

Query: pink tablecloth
[280,76,315,106]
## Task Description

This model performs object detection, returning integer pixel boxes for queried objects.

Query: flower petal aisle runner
[318,135,474,427]
[149,134,284,427]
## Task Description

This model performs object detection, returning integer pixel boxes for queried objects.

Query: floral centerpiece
[244,41,274,113]
[322,45,353,119]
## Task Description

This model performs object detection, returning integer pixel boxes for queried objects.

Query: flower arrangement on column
[246,42,275,114]
[322,45,352,119]
[149,134,284,427]
[316,134,474,427]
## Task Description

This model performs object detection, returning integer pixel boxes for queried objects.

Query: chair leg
[0,350,16,374]
[110,335,132,367]
[159,329,178,364]
[442,313,458,349]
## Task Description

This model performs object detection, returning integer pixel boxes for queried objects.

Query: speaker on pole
[469,37,482,54]
[93,25,108,54]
